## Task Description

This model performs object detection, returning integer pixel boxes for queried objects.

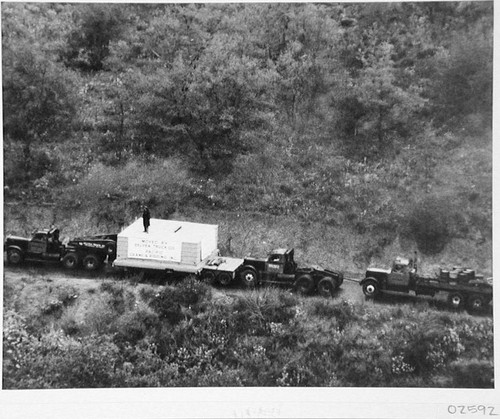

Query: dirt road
[2,264,492,316]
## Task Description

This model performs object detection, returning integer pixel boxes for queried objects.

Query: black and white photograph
[1,1,497,417]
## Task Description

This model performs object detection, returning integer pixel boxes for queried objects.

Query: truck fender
[6,246,25,264]
[6,244,24,253]
[360,276,379,286]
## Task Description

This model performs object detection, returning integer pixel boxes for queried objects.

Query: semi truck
[360,256,493,311]
[5,227,117,271]
[238,248,344,297]
[112,219,343,296]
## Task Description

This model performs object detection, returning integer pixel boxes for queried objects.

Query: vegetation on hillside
[2,2,493,259]
[2,3,494,390]
[3,275,494,388]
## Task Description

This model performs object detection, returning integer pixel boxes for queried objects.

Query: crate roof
[119,218,218,243]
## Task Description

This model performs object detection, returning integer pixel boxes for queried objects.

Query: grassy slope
[3,202,492,277]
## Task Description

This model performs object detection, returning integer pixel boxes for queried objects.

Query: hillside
[2,3,492,276]
[1,3,494,392]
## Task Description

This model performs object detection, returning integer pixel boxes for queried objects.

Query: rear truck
[112,219,244,285]
[238,248,344,297]
[360,256,493,312]
[5,228,117,271]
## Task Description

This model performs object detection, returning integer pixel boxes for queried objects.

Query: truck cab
[265,248,298,277]
[241,248,297,285]
[387,257,416,291]
[5,228,63,264]
[361,256,417,297]
[239,248,343,297]
[5,227,117,270]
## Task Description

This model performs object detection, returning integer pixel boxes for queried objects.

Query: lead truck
[360,255,493,312]
[112,219,244,285]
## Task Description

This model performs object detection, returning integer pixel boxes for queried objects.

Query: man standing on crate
[142,205,151,233]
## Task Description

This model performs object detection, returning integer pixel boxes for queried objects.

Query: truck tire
[7,248,23,265]
[362,278,379,298]
[62,253,79,270]
[217,272,232,286]
[295,274,314,295]
[200,270,216,285]
[447,292,465,310]
[83,254,101,271]
[240,268,258,288]
[317,277,335,298]
[467,294,485,312]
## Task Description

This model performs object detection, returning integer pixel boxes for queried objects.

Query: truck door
[387,272,411,291]
[263,254,284,282]
[28,233,47,255]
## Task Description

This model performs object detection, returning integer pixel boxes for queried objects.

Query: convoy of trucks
[4,218,493,311]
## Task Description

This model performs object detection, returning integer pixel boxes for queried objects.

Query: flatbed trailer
[360,256,493,311]
[113,219,244,285]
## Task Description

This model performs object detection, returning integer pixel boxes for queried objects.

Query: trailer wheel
[7,248,23,265]
[467,294,485,312]
[201,271,216,285]
[362,279,379,298]
[447,292,465,310]
[217,272,232,286]
[295,274,314,295]
[318,277,335,298]
[240,268,258,288]
[62,253,79,270]
[83,254,101,271]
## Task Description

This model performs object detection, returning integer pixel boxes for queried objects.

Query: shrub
[114,307,160,345]
[99,281,135,314]
[3,310,121,389]
[231,289,298,335]
[59,309,81,336]
[21,332,121,388]
[333,326,392,386]
[455,320,493,360]
[149,288,183,324]
[150,277,212,323]
[393,321,464,375]
[82,296,119,334]
[173,276,212,308]
[448,359,494,388]
[309,299,356,331]
[138,284,158,303]
[276,359,316,386]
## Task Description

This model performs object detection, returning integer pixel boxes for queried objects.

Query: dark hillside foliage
[3,277,494,388]
[2,2,492,256]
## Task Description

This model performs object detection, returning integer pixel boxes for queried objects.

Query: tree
[62,4,126,72]
[101,26,275,174]
[428,28,493,131]
[2,3,78,181]
[333,41,426,158]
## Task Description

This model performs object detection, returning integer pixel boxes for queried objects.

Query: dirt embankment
[3,263,492,318]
